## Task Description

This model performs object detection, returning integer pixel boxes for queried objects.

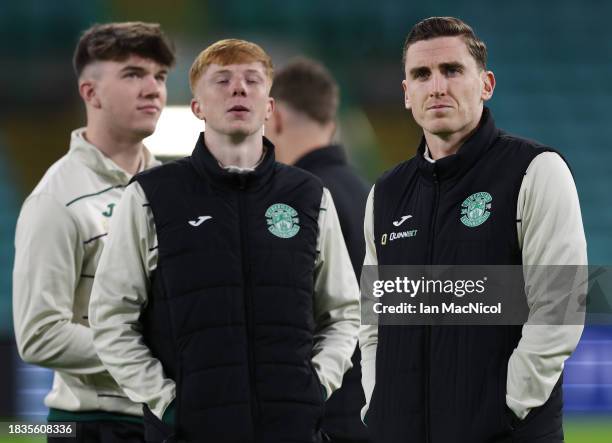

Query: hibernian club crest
[460,192,492,227]
[265,203,300,238]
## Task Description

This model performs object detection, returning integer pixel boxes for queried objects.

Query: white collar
[423,144,436,164]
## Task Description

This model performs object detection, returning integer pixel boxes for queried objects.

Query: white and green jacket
[12,128,159,419]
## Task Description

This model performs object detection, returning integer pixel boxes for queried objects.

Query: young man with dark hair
[89,40,360,443]
[266,57,370,443]
[13,21,175,443]
[360,16,586,443]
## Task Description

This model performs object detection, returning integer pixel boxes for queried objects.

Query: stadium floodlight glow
[144,106,204,158]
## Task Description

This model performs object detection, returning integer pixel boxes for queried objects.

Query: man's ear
[191,98,206,121]
[402,79,412,109]
[271,104,283,135]
[265,97,275,122]
[79,79,101,109]
[481,70,496,102]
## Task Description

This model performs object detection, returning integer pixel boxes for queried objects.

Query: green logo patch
[102,203,115,218]
[265,203,300,238]
[460,192,492,227]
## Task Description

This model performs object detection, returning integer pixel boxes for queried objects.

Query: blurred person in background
[359,16,587,443]
[267,57,370,443]
[12,21,175,443]
[89,39,360,443]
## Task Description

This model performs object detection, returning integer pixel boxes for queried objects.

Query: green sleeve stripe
[65,185,124,207]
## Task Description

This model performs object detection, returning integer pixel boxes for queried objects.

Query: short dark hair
[270,57,339,124]
[403,17,487,70]
[73,22,176,77]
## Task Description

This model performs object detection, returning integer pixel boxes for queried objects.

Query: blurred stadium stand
[0,137,19,338]
[0,136,20,418]
[565,327,612,412]
[1,134,53,420]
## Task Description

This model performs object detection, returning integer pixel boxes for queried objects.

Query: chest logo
[460,192,492,227]
[102,203,115,218]
[393,215,412,226]
[266,203,300,239]
[189,216,213,227]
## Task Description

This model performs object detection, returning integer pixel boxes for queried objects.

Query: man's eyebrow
[211,69,231,76]
[211,69,263,77]
[439,61,464,70]
[119,65,147,74]
[409,61,465,77]
[409,66,430,77]
[120,65,168,75]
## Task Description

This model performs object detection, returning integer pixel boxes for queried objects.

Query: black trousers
[47,421,144,443]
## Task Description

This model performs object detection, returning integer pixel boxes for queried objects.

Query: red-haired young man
[89,39,360,443]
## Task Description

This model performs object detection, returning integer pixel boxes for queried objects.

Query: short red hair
[189,39,274,92]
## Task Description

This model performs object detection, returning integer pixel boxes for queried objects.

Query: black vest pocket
[309,360,327,429]
[509,379,564,442]
[143,404,175,443]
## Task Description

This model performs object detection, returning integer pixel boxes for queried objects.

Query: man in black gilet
[267,57,370,443]
[89,39,360,443]
[359,17,587,443]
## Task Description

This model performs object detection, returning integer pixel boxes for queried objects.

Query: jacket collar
[294,144,347,170]
[416,107,500,182]
[190,132,276,190]
[69,128,158,184]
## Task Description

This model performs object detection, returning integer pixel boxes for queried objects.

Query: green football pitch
[0,417,610,442]
[563,416,612,443]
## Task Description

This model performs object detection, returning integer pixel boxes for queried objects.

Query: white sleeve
[359,185,378,421]
[12,193,105,374]
[507,152,587,419]
[89,181,175,420]
[311,188,361,399]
